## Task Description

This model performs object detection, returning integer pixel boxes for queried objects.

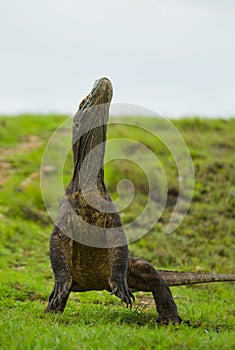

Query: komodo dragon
[46,77,235,324]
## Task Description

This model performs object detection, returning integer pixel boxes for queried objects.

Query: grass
[0,114,235,349]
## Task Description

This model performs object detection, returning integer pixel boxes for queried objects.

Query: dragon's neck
[67,78,113,194]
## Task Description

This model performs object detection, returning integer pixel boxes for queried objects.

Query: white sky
[1,0,235,117]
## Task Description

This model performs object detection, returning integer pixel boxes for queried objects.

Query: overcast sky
[1,0,235,117]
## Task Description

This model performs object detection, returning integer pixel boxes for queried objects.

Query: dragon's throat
[71,124,107,193]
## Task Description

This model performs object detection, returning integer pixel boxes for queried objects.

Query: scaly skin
[159,270,235,286]
[46,77,235,324]
[45,77,181,324]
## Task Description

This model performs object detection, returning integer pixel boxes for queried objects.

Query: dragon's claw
[111,281,135,309]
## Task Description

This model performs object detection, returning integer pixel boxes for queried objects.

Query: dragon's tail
[159,270,235,286]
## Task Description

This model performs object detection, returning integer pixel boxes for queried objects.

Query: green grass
[0,115,235,349]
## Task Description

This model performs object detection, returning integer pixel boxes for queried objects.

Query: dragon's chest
[69,241,111,291]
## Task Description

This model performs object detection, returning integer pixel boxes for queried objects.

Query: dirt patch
[0,135,42,186]
[136,293,155,311]
[21,172,39,188]
[0,162,13,186]
[0,135,41,158]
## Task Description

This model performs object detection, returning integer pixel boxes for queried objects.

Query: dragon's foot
[156,313,182,325]
[45,280,72,313]
[110,279,135,309]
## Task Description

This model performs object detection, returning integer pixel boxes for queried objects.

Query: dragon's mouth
[73,77,113,131]
[82,77,113,111]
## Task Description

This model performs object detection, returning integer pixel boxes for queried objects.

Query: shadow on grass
[43,305,157,328]
[41,304,235,333]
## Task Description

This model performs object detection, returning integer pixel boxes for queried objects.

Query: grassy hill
[0,115,235,349]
